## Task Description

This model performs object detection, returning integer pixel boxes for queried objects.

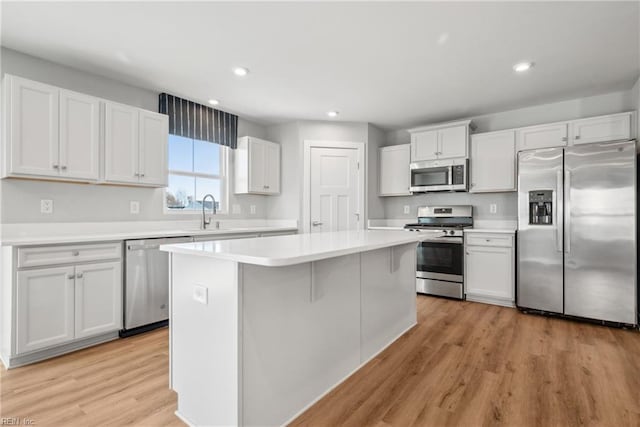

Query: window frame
[163,137,230,215]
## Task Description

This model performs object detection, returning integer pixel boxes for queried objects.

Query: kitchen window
[165,134,228,213]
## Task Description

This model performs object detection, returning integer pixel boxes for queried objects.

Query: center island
[161,230,424,427]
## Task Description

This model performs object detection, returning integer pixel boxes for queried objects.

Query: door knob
[312,221,323,226]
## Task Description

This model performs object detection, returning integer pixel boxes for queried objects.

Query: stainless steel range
[405,206,473,299]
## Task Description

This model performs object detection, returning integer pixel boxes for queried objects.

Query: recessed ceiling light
[327,111,339,118]
[208,99,219,106]
[233,67,249,76]
[513,61,534,73]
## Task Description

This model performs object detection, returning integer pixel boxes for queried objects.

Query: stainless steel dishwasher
[121,236,193,337]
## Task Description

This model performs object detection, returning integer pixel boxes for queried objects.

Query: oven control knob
[449,230,455,235]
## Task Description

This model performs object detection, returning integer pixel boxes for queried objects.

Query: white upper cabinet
[235,136,280,195]
[138,110,168,186]
[516,122,568,151]
[470,130,516,193]
[379,144,411,196]
[570,112,632,145]
[409,121,471,162]
[5,75,60,178]
[104,101,167,187]
[59,90,100,181]
[2,74,167,187]
[410,130,439,161]
[438,125,468,159]
[104,102,140,184]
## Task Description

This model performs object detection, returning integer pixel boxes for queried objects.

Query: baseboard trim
[174,410,195,427]
[5,331,120,369]
[466,293,515,308]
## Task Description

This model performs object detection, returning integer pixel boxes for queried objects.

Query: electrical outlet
[130,201,140,215]
[232,204,241,214]
[403,205,411,214]
[40,199,53,214]
[250,205,256,215]
[193,285,208,305]
[490,203,498,214]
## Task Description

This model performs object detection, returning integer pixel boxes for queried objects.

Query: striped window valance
[159,93,238,149]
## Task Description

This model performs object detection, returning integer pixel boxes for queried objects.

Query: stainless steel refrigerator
[517,140,637,326]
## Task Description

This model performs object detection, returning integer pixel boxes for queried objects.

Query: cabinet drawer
[465,234,513,248]
[18,243,122,268]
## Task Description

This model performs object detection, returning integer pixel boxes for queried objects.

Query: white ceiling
[2,2,639,129]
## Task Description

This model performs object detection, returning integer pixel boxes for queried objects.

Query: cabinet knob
[72,251,80,256]
[575,135,581,140]
[67,274,75,280]
[562,137,568,142]
[52,164,59,169]
[140,173,145,177]
[134,173,139,177]
[76,272,84,279]
[60,165,67,170]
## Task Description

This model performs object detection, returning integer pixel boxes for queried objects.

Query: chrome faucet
[202,194,218,230]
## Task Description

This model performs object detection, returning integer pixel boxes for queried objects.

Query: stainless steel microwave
[410,158,468,192]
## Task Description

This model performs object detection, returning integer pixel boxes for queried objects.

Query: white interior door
[310,147,360,233]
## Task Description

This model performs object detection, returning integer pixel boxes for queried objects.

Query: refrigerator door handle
[556,170,563,252]
[564,170,571,253]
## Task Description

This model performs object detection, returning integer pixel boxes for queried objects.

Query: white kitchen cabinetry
[379,144,411,196]
[16,266,75,354]
[409,120,471,162]
[74,261,122,339]
[3,75,100,182]
[570,112,632,145]
[464,232,515,307]
[516,122,568,151]
[470,130,516,193]
[104,102,168,187]
[235,136,280,195]
[7,242,123,366]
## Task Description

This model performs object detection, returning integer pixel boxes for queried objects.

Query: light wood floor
[2,296,639,426]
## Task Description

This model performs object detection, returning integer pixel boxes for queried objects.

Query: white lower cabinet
[464,232,515,307]
[12,243,123,361]
[74,262,122,339]
[16,266,75,354]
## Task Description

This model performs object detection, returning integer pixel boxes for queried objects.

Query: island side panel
[241,253,361,427]
[170,253,241,426]
[361,243,418,362]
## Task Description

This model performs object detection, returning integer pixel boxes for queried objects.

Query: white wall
[0,48,271,223]
[265,120,385,226]
[380,88,637,220]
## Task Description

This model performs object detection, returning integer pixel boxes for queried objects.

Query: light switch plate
[193,285,208,305]
[232,204,241,214]
[403,205,411,214]
[40,199,53,214]
[130,201,140,214]
[250,205,256,215]
[490,203,497,214]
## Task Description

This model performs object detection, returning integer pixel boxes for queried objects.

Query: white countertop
[464,228,515,234]
[160,230,424,267]
[463,219,517,234]
[0,219,298,246]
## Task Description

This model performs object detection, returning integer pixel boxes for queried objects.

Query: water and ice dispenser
[528,190,553,225]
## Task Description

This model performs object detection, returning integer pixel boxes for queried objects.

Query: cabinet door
[438,125,467,159]
[465,246,514,301]
[138,110,168,186]
[264,141,280,194]
[75,262,122,339]
[16,266,75,354]
[571,113,631,145]
[59,90,100,181]
[470,131,516,192]
[104,102,139,184]
[7,76,60,177]
[411,130,439,161]
[379,144,411,196]
[248,138,266,193]
[516,123,568,151]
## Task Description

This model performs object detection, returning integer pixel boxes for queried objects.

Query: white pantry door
[310,147,360,233]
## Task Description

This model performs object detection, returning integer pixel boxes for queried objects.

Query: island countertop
[160,229,423,267]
